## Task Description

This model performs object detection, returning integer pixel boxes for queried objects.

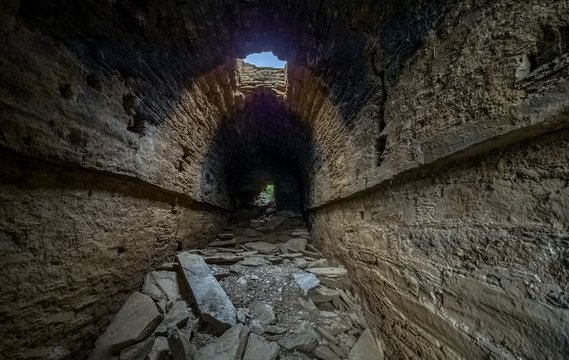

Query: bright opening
[244,52,286,68]
[255,184,275,207]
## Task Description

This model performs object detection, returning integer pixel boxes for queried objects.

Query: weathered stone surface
[155,301,190,335]
[203,253,244,264]
[309,286,341,303]
[147,336,169,360]
[218,233,235,240]
[119,337,155,360]
[243,242,278,254]
[3,2,569,360]
[194,324,250,360]
[314,345,341,360]
[306,267,350,289]
[208,238,237,247]
[280,238,308,252]
[348,329,383,360]
[277,322,319,353]
[167,328,193,360]
[248,302,276,325]
[90,292,162,359]
[239,257,271,267]
[293,273,320,296]
[141,272,183,304]
[242,333,279,360]
[176,253,236,331]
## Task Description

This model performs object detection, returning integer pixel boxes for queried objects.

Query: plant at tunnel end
[255,184,275,207]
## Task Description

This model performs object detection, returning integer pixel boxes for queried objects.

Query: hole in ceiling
[244,52,286,68]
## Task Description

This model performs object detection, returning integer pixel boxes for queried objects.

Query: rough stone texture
[348,329,383,360]
[176,253,237,331]
[312,131,569,359]
[1,0,569,359]
[242,333,279,360]
[193,324,250,360]
[89,292,162,360]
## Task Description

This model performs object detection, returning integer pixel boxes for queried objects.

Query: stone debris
[167,328,193,360]
[280,237,308,252]
[218,233,235,240]
[243,241,278,254]
[177,252,237,331]
[314,345,342,360]
[203,253,244,264]
[243,333,279,360]
[309,285,341,303]
[155,301,189,334]
[239,256,271,266]
[141,271,183,303]
[293,272,320,295]
[209,238,237,247]
[119,336,154,360]
[348,329,383,360]
[194,324,250,360]
[248,301,276,325]
[91,213,369,360]
[307,267,350,289]
[277,322,319,353]
[89,292,162,360]
[147,336,169,360]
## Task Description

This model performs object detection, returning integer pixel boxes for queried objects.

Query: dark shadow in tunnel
[14,0,451,209]
[199,91,320,218]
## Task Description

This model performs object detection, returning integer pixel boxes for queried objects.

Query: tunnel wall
[309,1,569,359]
[311,130,569,359]
[0,5,234,358]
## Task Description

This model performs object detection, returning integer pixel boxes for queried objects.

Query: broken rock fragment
[89,292,162,360]
[243,333,279,360]
[247,301,276,325]
[176,252,237,331]
[348,329,383,360]
[194,323,250,360]
[141,271,182,303]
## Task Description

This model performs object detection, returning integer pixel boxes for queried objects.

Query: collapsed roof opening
[243,52,286,68]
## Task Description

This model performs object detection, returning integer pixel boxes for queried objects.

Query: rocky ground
[88,212,382,360]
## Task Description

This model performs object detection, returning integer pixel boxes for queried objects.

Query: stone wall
[311,130,569,359]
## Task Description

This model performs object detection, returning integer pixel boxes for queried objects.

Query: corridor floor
[88,213,381,360]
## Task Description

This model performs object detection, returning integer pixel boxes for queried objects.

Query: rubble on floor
[89,212,382,360]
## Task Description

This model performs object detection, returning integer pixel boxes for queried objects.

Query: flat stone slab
[155,300,189,335]
[194,323,250,360]
[348,329,383,360]
[141,271,182,303]
[293,272,320,296]
[177,253,237,331]
[248,302,276,325]
[203,253,244,264]
[218,233,235,240]
[239,256,271,266]
[209,238,237,247]
[306,267,348,277]
[306,267,350,289]
[309,285,341,303]
[314,345,341,360]
[168,328,193,360]
[89,292,162,360]
[277,322,318,353]
[243,241,278,254]
[243,333,279,360]
[280,238,308,252]
[147,336,169,360]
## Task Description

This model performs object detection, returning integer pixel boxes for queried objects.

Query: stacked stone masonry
[0,0,568,359]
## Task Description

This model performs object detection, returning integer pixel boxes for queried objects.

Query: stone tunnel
[0,0,568,359]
